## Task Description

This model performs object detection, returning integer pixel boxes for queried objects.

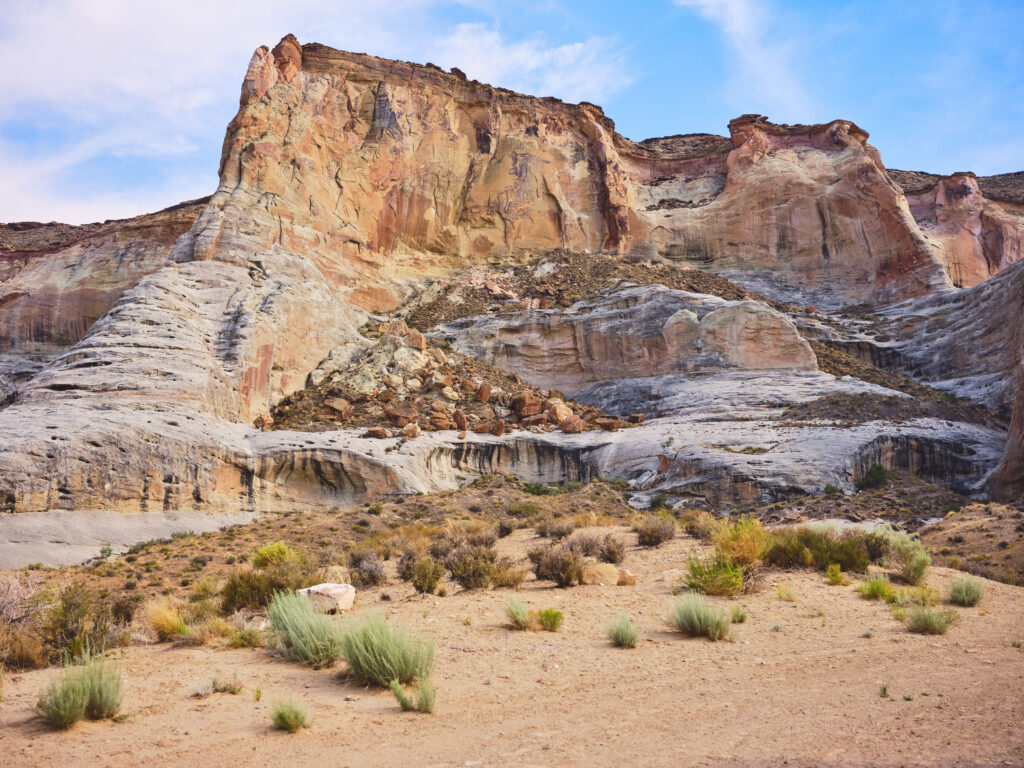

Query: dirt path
[2,530,1022,767]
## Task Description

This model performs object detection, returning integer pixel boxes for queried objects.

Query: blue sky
[1,0,1021,224]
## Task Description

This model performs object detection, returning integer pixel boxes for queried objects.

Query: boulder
[616,569,636,587]
[325,398,353,419]
[297,583,356,613]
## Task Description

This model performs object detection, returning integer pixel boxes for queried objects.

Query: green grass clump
[390,677,435,713]
[713,516,767,566]
[79,652,123,719]
[411,556,445,594]
[228,628,263,648]
[252,541,298,568]
[881,527,930,585]
[947,576,984,607]
[686,556,744,596]
[339,615,434,687]
[36,673,87,729]
[636,516,676,547]
[266,591,341,669]
[36,651,123,729]
[825,563,849,585]
[668,593,731,641]
[730,606,747,623]
[858,574,897,602]
[523,482,552,496]
[905,606,957,635]
[765,526,871,573]
[606,616,639,648]
[505,598,533,630]
[272,700,309,733]
[537,609,564,632]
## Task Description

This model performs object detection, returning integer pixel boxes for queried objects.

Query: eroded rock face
[993,363,1024,499]
[441,285,816,393]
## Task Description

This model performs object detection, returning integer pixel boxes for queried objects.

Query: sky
[1,0,1021,224]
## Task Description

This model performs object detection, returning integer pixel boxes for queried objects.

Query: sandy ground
[2,529,1022,767]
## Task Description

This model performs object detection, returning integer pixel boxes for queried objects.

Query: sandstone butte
[1,34,1023,542]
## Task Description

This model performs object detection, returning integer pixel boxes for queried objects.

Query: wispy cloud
[674,0,810,119]
[0,1,633,223]
[433,23,634,104]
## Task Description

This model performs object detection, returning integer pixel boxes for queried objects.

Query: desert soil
[2,527,1022,768]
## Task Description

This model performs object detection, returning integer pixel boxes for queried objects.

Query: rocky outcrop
[441,285,815,393]
[993,359,1024,500]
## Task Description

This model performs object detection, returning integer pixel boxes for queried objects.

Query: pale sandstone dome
[0,34,1022,554]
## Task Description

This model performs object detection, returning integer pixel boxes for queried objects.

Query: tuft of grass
[730,606,747,623]
[776,583,797,602]
[36,651,122,729]
[537,608,564,632]
[606,616,639,648]
[339,615,434,687]
[825,563,850,586]
[686,556,744,596]
[390,677,436,713]
[505,598,533,630]
[636,516,676,548]
[905,606,957,635]
[145,598,189,641]
[79,651,123,719]
[947,575,983,607]
[272,700,309,733]
[876,525,931,585]
[713,516,767,566]
[668,593,731,641]
[858,574,897,603]
[229,627,263,648]
[266,591,341,669]
[36,671,87,729]
[211,675,243,694]
[220,560,313,613]
[879,684,889,698]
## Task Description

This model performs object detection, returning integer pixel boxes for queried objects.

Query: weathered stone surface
[297,582,356,612]
[442,285,816,393]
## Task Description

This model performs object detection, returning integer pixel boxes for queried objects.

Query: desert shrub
[823,483,842,495]
[668,594,731,641]
[390,677,435,714]
[220,560,313,613]
[42,584,119,660]
[906,606,957,635]
[537,608,564,632]
[686,556,744,596]
[864,528,891,562]
[636,516,676,548]
[507,501,543,518]
[397,548,419,582]
[537,517,575,540]
[884,529,930,585]
[678,509,719,541]
[892,585,939,607]
[229,627,263,648]
[947,575,984,607]
[496,518,518,538]
[765,526,870,573]
[465,528,498,548]
[649,492,669,510]
[523,482,551,496]
[348,550,387,588]
[426,537,456,561]
[855,463,889,490]
[36,669,87,729]
[531,545,584,587]
[145,598,189,641]
[565,533,602,557]
[506,598,533,630]
[858,574,896,603]
[446,546,495,590]
[825,563,849,586]
[597,534,626,564]
[110,594,143,625]
[490,558,527,589]
[411,557,445,594]
[272,700,309,733]
[267,591,341,669]
[340,615,435,686]
[189,575,220,602]
[0,573,46,669]
[713,516,767,566]
[606,616,639,648]
[252,541,298,568]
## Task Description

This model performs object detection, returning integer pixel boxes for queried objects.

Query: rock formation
[0,34,1022,557]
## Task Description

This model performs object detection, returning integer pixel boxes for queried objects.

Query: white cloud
[674,0,810,119]
[0,1,633,223]
[433,23,634,104]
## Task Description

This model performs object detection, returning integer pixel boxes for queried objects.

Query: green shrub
[530,545,584,587]
[272,700,309,733]
[411,557,445,594]
[507,501,543,518]
[606,616,639,648]
[765,526,870,573]
[947,576,984,607]
[506,598,532,630]
[220,560,313,613]
[390,677,435,714]
[447,546,495,590]
[42,584,119,661]
[36,651,122,729]
[523,482,551,496]
[905,606,957,635]
[266,591,341,669]
[229,628,263,648]
[79,651,123,719]
[348,550,386,588]
[252,542,298,568]
[825,563,848,585]
[598,535,626,564]
[668,594,731,641]
[649,492,669,510]
[885,529,930,585]
[636,516,675,548]
[678,509,719,540]
[855,463,889,490]
[537,608,564,632]
[730,606,747,623]
[858,574,897,602]
[340,615,434,686]
[686,556,744,596]
[36,671,87,729]
[823,483,842,495]
[713,516,767,566]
